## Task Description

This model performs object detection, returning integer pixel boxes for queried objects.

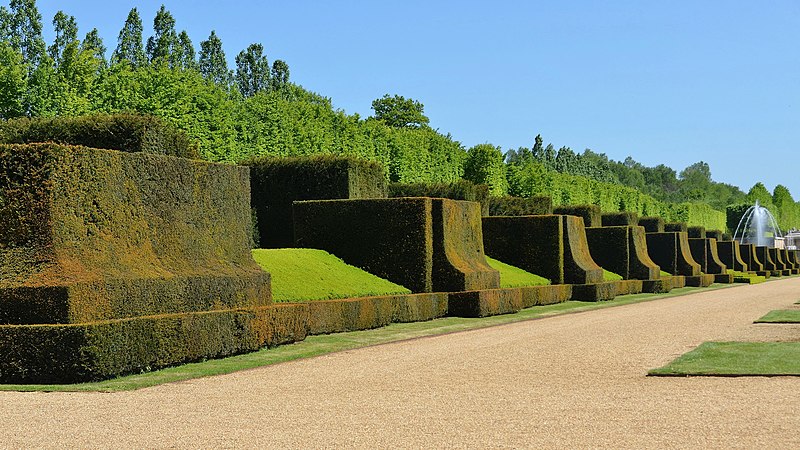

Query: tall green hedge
[388,180,490,216]
[639,217,664,233]
[585,226,659,280]
[248,155,387,248]
[645,232,701,276]
[488,196,552,216]
[601,212,639,227]
[0,113,197,158]
[552,205,601,228]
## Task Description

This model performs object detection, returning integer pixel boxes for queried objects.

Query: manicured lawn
[485,256,550,287]
[0,286,723,392]
[251,248,410,302]
[755,309,800,323]
[649,341,800,376]
[603,269,623,281]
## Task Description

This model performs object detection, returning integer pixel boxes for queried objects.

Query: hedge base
[448,289,523,318]
[713,274,735,284]
[684,274,715,287]
[615,279,644,296]
[305,293,448,335]
[570,282,617,302]
[520,285,572,308]
[642,278,673,294]
[670,276,687,288]
[0,305,307,384]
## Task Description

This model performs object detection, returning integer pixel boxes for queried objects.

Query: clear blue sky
[35,0,800,197]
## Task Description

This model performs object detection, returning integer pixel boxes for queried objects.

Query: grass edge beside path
[649,341,800,377]
[0,285,733,393]
[754,309,800,323]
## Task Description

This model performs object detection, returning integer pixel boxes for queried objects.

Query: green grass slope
[485,256,551,287]
[649,341,800,376]
[252,249,410,302]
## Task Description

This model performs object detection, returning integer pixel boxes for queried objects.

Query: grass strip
[0,285,731,392]
[649,341,800,376]
[485,256,550,288]
[755,309,800,323]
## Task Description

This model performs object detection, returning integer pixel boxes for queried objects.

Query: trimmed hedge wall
[552,204,601,228]
[739,243,764,272]
[248,155,387,248]
[664,222,688,233]
[666,202,726,233]
[293,197,499,293]
[767,248,786,272]
[706,230,724,241]
[782,249,797,270]
[488,195,552,216]
[645,232,701,276]
[0,144,270,325]
[639,216,664,233]
[687,226,706,238]
[585,226,660,280]
[0,304,306,384]
[688,238,726,274]
[482,215,604,285]
[601,212,639,227]
[756,246,777,272]
[716,241,748,272]
[0,114,197,159]
[388,180,490,216]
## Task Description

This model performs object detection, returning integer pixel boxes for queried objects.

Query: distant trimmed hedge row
[389,180,490,216]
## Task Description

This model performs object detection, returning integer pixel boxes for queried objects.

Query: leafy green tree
[235,43,270,97]
[145,5,178,66]
[198,30,231,86]
[4,0,45,66]
[112,8,145,67]
[371,94,429,128]
[0,41,26,118]
[270,59,289,90]
[82,28,106,66]
[176,30,196,70]
[48,11,77,65]
[463,143,508,196]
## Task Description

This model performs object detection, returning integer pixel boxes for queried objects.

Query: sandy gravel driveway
[2,279,799,448]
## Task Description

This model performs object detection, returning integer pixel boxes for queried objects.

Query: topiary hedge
[482,215,604,285]
[645,232,701,276]
[248,155,387,248]
[687,226,706,238]
[488,195,552,216]
[388,180,490,216]
[293,197,499,293]
[552,204,601,228]
[0,143,270,325]
[716,240,748,272]
[601,212,639,227]
[688,238,726,274]
[664,222,688,233]
[585,226,660,280]
[639,216,664,233]
[706,230,724,241]
[739,243,765,272]
[0,113,197,159]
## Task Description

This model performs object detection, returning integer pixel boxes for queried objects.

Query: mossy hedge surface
[664,222,688,233]
[784,249,798,269]
[645,232,701,276]
[431,199,499,292]
[0,304,306,384]
[716,241,748,272]
[639,216,664,233]
[688,238,726,274]
[0,114,196,159]
[447,288,523,318]
[388,181,490,216]
[706,230,724,241]
[757,247,778,271]
[488,196,552,216]
[739,244,764,272]
[249,155,387,248]
[586,226,660,280]
[552,204,601,228]
[482,215,603,285]
[0,144,270,325]
[767,248,786,271]
[601,212,639,227]
[687,226,706,238]
[570,281,617,302]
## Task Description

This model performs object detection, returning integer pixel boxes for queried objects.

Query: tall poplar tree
[235,43,269,97]
[48,11,78,66]
[112,8,145,67]
[82,28,106,66]
[4,0,45,66]
[270,59,289,90]
[146,5,178,66]
[199,30,231,86]
[176,30,196,69]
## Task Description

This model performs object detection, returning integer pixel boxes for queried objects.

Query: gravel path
[2,279,799,448]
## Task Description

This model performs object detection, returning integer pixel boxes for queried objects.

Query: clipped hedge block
[0,304,307,384]
[0,113,196,158]
[716,240,749,272]
[739,243,764,272]
[305,296,393,335]
[293,197,499,293]
[688,238,726,275]
[615,279,644,296]
[642,278,673,293]
[671,275,687,289]
[571,282,617,302]
[601,212,639,227]
[520,285,572,308]
[645,232,701,276]
[685,274,715,287]
[664,222,688,233]
[757,247,779,272]
[714,274,735,284]
[488,195,552,216]
[0,144,271,326]
[249,155,387,248]
[447,288,523,318]
[552,204,601,228]
[389,180,489,216]
[768,248,787,272]
[638,216,664,233]
[687,226,706,238]
[392,293,450,323]
[482,215,604,285]
[780,249,796,270]
[585,226,660,280]
[706,230,724,241]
